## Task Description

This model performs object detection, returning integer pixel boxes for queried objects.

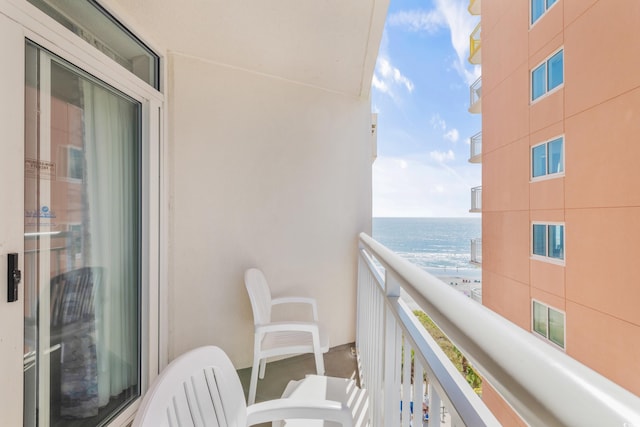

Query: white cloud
[372,74,389,94]
[388,10,445,33]
[443,128,460,143]
[372,56,415,99]
[430,113,446,131]
[433,0,481,85]
[372,155,480,217]
[378,57,414,92]
[430,149,455,163]
[430,114,459,143]
[386,1,481,86]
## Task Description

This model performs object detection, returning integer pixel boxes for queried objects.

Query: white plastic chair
[276,375,370,427]
[245,268,329,405]
[132,346,353,427]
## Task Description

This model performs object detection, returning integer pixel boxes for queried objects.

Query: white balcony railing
[470,185,482,212]
[470,237,482,265]
[469,76,482,114]
[356,233,640,427]
[469,131,482,163]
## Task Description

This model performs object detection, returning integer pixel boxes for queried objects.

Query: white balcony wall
[168,54,373,367]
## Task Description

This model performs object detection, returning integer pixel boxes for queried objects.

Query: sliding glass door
[24,41,141,426]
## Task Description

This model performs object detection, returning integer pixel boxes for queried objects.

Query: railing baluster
[401,336,411,426]
[357,233,640,427]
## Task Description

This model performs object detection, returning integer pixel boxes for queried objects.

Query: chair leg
[248,357,260,405]
[314,350,325,376]
[259,358,267,379]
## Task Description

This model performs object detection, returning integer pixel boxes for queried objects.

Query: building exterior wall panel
[566,301,640,396]
[481,2,528,97]
[482,382,527,427]
[482,270,531,331]
[530,178,564,211]
[530,259,565,299]
[483,211,530,287]
[565,88,640,209]
[563,0,599,27]
[565,208,640,327]
[528,0,563,57]
[483,139,530,212]
[529,91,563,135]
[564,0,640,117]
[482,64,530,154]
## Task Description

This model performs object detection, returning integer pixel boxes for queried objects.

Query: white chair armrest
[271,296,319,321]
[256,321,320,335]
[246,399,353,426]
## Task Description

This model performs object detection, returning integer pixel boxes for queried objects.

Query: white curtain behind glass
[82,80,138,407]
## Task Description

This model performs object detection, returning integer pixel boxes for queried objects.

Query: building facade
[479,0,640,424]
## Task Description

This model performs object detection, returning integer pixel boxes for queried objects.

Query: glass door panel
[24,41,141,427]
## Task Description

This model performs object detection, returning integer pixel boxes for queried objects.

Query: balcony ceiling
[112,0,389,97]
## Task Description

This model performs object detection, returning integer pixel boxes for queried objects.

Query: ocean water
[372,217,482,280]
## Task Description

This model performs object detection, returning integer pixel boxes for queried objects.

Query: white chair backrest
[133,346,247,427]
[245,268,273,326]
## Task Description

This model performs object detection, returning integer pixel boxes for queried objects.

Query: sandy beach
[436,275,482,300]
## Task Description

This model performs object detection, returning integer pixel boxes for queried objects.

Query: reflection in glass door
[24,42,141,426]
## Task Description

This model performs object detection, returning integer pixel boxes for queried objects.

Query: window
[59,145,84,180]
[532,300,565,349]
[25,42,142,427]
[531,0,558,25]
[532,137,564,179]
[532,223,564,261]
[28,0,160,89]
[531,50,564,101]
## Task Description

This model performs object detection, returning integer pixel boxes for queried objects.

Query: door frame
[0,0,167,425]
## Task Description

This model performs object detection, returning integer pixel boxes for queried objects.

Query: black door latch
[8,253,21,302]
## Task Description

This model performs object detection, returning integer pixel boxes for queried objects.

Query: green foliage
[413,310,482,394]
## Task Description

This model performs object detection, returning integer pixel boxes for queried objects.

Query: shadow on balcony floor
[237,343,358,425]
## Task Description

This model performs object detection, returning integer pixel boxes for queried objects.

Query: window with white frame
[532,137,564,179]
[532,300,565,348]
[531,0,558,25]
[532,49,564,101]
[532,223,564,261]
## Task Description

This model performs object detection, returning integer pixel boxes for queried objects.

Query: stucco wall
[482,1,640,422]
[167,53,373,367]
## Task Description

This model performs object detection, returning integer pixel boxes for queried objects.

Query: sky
[371,0,481,218]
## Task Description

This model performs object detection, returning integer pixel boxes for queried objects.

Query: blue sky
[372,0,481,218]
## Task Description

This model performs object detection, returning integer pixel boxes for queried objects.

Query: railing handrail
[470,186,482,211]
[470,238,482,265]
[470,131,482,159]
[469,22,481,62]
[470,76,482,106]
[358,233,640,426]
[470,22,481,40]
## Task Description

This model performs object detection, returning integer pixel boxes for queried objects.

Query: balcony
[470,185,482,212]
[469,131,482,163]
[232,235,640,426]
[468,0,481,15]
[469,22,481,64]
[468,76,482,114]
[470,238,482,266]
[352,234,640,425]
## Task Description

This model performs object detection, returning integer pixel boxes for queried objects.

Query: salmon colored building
[474,0,640,423]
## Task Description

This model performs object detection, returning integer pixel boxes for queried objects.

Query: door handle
[8,253,21,302]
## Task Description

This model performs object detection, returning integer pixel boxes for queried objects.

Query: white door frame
[0,0,167,425]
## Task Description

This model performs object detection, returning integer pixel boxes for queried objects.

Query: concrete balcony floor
[237,343,358,426]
